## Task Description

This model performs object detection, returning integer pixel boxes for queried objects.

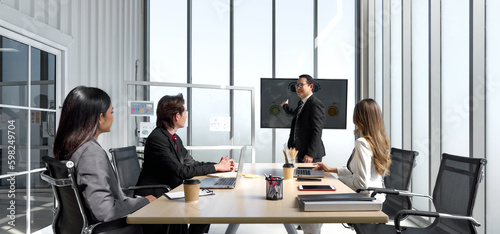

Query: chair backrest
[431,153,487,233]
[109,146,141,196]
[382,147,418,219]
[41,156,90,234]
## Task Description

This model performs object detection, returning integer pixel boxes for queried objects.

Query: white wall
[0,0,145,151]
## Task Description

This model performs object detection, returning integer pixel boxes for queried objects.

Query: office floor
[34,223,356,234]
[35,222,418,233]
[207,223,355,234]
[207,221,416,233]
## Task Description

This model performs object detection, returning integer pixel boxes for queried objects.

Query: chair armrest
[356,187,401,196]
[393,210,481,233]
[357,187,433,200]
[40,170,73,187]
[394,210,438,232]
[88,217,128,233]
[124,185,172,192]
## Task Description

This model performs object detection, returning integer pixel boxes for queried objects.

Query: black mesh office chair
[109,146,171,197]
[354,153,486,234]
[382,148,418,218]
[350,148,418,231]
[40,156,127,234]
[358,147,419,219]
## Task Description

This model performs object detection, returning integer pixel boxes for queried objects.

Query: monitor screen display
[261,78,348,129]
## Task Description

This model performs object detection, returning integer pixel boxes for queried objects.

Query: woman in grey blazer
[53,86,156,234]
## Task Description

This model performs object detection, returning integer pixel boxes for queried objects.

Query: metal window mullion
[187,0,192,146]
[229,0,234,158]
[428,0,441,212]
[272,0,276,163]
[144,0,150,102]
[314,0,318,79]
[0,104,57,113]
[470,0,486,232]
[251,87,255,163]
[402,0,412,149]
[382,0,391,138]
[356,0,369,101]
[230,0,235,158]
[368,0,376,98]
[27,44,32,234]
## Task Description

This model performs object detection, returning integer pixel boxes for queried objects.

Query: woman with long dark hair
[53,86,156,234]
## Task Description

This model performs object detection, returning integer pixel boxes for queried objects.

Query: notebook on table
[200,146,247,189]
[297,193,382,212]
[297,193,375,202]
[294,167,326,178]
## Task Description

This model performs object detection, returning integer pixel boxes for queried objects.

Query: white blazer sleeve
[337,138,373,191]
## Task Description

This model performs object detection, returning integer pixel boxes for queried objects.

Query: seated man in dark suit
[135,93,235,234]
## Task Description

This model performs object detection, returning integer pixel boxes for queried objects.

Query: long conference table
[127,163,388,234]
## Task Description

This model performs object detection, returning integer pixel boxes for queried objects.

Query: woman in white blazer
[301,98,392,234]
[315,98,391,198]
[53,86,156,234]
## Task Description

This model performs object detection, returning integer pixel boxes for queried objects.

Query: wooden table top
[127,163,388,224]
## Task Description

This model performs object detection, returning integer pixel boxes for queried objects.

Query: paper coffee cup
[183,179,201,202]
[283,163,294,180]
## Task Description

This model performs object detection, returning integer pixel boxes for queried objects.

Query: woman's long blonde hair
[353,98,391,176]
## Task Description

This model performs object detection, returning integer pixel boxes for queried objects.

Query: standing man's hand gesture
[281,99,289,107]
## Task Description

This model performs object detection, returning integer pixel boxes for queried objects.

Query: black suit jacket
[283,95,326,161]
[136,127,216,197]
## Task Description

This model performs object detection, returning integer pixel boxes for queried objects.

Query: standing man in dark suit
[281,74,326,163]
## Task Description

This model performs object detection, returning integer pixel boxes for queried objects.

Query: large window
[390,0,402,148]
[0,32,59,233]
[149,0,356,165]
[373,1,492,232]
[486,0,500,231]
[149,0,187,83]
[441,0,469,155]
[411,0,429,212]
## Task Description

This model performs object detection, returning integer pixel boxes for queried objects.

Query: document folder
[297,193,375,202]
[296,193,382,212]
[164,189,215,200]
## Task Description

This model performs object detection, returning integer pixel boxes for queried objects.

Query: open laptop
[200,146,247,189]
[294,166,326,178]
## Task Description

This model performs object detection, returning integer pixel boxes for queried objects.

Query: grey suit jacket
[70,139,149,234]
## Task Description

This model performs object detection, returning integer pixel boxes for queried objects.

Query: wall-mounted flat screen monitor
[261,78,348,129]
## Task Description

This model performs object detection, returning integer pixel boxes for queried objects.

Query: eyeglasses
[295,82,309,89]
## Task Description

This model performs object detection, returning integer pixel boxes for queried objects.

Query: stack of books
[296,193,383,212]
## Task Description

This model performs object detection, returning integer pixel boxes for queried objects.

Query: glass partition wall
[126,82,254,163]
[0,32,60,233]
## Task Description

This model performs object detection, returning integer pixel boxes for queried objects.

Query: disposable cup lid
[183,179,200,185]
[265,176,284,181]
[282,164,294,168]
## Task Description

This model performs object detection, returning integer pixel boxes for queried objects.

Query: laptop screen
[234,146,247,186]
